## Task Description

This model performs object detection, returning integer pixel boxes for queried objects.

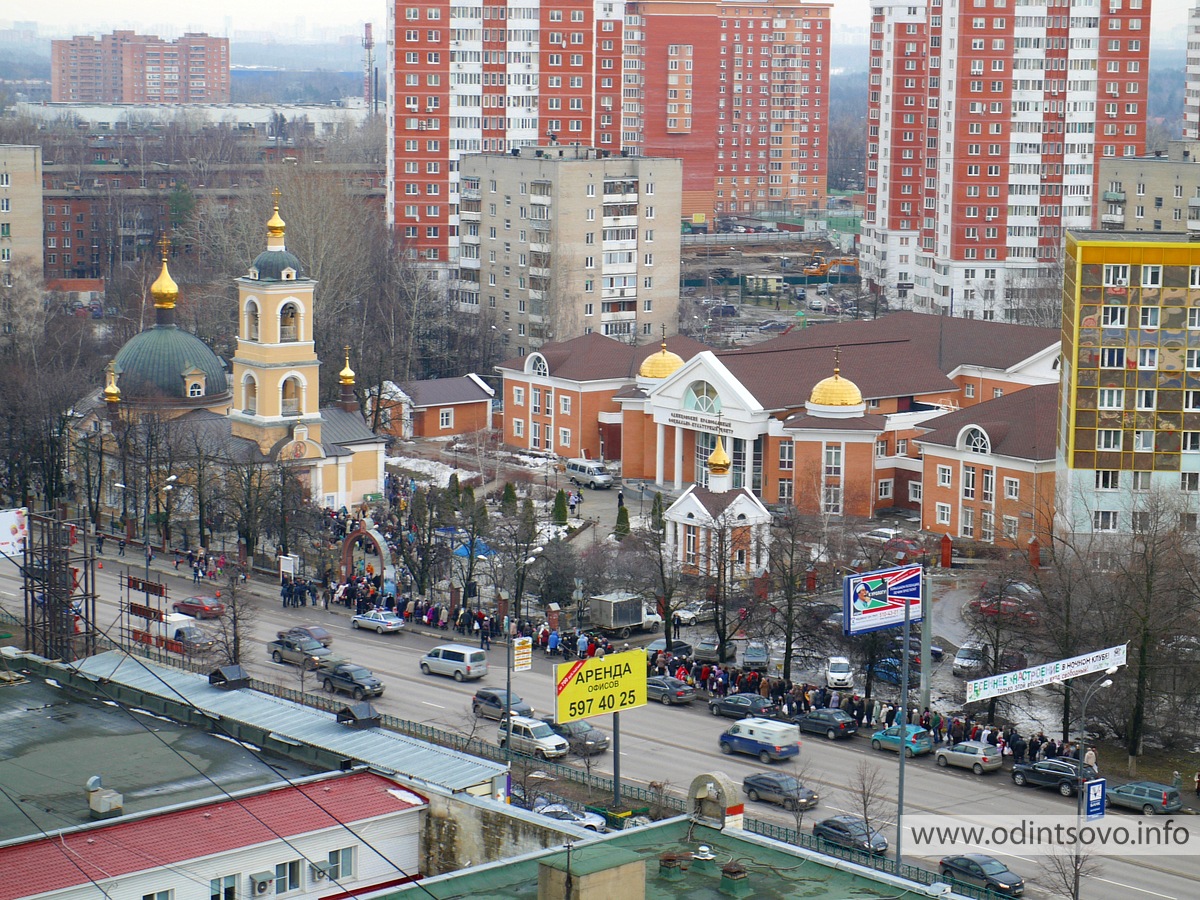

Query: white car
[952,642,986,677]
[351,609,405,634]
[531,800,607,832]
[826,656,854,688]
[861,527,903,545]
[674,606,699,627]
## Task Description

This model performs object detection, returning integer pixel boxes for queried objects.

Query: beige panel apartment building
[0,145,44,276]
[458,147,682,358]
[1096,142,1200,234]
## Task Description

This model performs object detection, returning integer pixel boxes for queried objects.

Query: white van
[719,717,802,763]
[566,458,614,489]
[420,644,489,681]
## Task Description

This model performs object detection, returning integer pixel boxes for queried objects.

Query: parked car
[866,657,920,687]
[280,624,333,648]
[935,740,1003,775]
[531,800,606,832]
[977,580,1040,604]
[421,644,488,681]
[860,527,903,545]
[472,688,533,720]
[673,605,699,627]
[795,287,807,300]
[1011,758,1097,796]
[812,815,888,855]
[351,609,406,633]
[967,596,1039,625]
[646,638,693,659]
[693,635,729,663]
[742,641,770,670]
[808,298,825,311]
[939,854,1025,896]
[952,642,986,677]
[825,656,854,688]
[173,596,226,619]
[758,320,790,332]
[891,635,945,661]
[498,716,569,759]
[646,675,697,705]
[794,708,858,741]
[881,536,924,562]
[709,303,739,318]
[1105,781,1182,815]
[871,724,934,757]
[742,772,819,811]
[709,692,778,719]
[540,716,610,755]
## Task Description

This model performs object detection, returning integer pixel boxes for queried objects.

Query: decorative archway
[340,522,396,584]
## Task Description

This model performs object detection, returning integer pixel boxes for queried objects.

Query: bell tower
[228,191,324,459]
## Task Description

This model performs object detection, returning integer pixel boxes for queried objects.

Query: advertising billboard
[842,564,924,635]
[554,650,647,723]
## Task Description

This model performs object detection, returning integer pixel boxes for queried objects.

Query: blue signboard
[843,565,924,635]
[1086,778,1106,821]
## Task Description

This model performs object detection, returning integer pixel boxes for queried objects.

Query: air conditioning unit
[311,862,332,882]
[249,873,275,895]
[1114,278,1128,287]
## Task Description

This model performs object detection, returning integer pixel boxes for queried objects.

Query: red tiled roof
[915,383,1058,461]
[496,333,709,382]
[4,772,424,900]
[46,278,105,293]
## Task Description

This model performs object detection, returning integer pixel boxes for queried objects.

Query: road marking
[1093,877,1176,899]
[422,701,446,709]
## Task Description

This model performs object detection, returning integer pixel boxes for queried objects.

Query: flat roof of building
[1068,230,1198,242]
[0,671,323,844]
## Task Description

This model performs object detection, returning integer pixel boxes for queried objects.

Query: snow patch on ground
[386,456,478,488]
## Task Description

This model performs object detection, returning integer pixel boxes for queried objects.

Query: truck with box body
[590,591,662,639]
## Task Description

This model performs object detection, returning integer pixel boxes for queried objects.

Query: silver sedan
[935,740,1004,775]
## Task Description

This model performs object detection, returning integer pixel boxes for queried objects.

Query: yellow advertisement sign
[554,650,647,723]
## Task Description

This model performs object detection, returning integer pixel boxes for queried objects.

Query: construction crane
[362,23,375,114]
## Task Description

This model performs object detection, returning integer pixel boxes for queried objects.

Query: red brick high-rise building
[386,0,830,276]
[859,0,1151,320]
[51,31,230,104]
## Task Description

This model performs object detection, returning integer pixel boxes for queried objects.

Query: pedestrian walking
[118,538,126,557]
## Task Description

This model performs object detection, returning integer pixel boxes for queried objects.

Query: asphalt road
[2,559,1197,900]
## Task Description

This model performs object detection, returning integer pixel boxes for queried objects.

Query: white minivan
[566,458,614,489]
[420,644,489,681]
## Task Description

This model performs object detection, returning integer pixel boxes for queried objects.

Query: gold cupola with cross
[228,190,324,457]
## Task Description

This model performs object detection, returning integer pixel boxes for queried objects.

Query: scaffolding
[23,511,98,662]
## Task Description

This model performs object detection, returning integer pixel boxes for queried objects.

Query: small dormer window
[282,268,296,281]
[189,382,203,398]
[248,266,259,280]
[965,427,989,454]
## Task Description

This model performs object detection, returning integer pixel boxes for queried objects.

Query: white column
[673,425,685,490]
[656,421,666,486]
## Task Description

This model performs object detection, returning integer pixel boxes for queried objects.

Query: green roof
[251,247,305,281]
[113,325,228,401]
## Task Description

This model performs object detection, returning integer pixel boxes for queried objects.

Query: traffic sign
[554,650,647,723]
[513,636,533,672]
[1086,778,1106,821]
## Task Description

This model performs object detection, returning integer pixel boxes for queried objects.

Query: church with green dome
[71,198,387,554]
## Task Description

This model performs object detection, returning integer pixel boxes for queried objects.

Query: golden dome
[809,368,863,407]
[707,435,732,475]
[149,238,179,309]
[639,341,685,379]
[102,361,121,403]
[266,205,286,238]
[339,346,356,385]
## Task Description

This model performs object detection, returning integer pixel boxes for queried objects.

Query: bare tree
[844,759,895,850]
[210,563,257,666]
[1037,846,1104,900]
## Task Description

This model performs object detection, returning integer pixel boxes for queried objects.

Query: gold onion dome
[102,361,121,403]
[809,367,863,407]
[150,246,179,309]
[339,346,356,385]
[266,204,286,238]
[707,435,732,475]
[639,341,685,379]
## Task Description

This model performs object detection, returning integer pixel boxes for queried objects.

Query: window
[439,408,454,429]
[1188,350,1200,371]
[1098,388,1123,409]
[779,441,794,471]
[878,479,894,499]
[1136,389,1156,410]
[961,507,975,538]
[1099,347,1125,368]
[909,481,922,502]
[1185,432,1200,452]
[143,892,173,900]
[981,510,995,543]
[964,384,976,398]
[327,847,355,881]
[1132,470,1151,491]
[513,419,524,438]
[982,469,995,503]
[936,502,951,525]
[512,387,525,406]
[275,860,302,894]
[1183,473,1200,492]
[1141,265,1162,287]
[1002,515,1018,541]
[559,394,571,415]
[1093,510,1118,532]
[965,428,989,453]
[1103,264,1130,286]
[1095,470,1120,490]
[896,439,908,456]
[1097,429,1122,450]
[999,477,1018,501]
[824,445,842,476]
[1100,306,1126,327]
[1133,430,1154,451]
[962,465,976,499]
[875,439,888,458]
[210,876,236,900]
[1138,348,1157,369]
[1140,306,1159,328]
[937,465,952,487]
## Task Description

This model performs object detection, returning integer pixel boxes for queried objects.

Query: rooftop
[0,671,323,844]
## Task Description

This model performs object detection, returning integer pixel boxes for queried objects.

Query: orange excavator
[802,256,859,277]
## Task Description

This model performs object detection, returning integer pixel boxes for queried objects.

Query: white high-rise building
[1187,1,1200,141]
[860,0,1151,321]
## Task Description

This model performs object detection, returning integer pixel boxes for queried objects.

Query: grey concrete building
[458,147,682,358]
[0,144,44,278]
[1096,142,1200,233]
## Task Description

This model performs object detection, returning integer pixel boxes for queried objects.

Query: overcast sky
[12,0,1190,49]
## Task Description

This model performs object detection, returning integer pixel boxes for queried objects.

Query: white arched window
[964,427,990,454]
[684,381,721,414]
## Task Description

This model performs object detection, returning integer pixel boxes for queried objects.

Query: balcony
[529,193,551,205]
[1100,214,1124,226]
[1102,191,1125,203]
[281,398,300,416]
[280,325,298,342]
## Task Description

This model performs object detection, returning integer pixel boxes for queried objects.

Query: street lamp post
[1073,667,1118,900]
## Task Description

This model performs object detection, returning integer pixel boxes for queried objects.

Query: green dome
[113,325,228,401]
[251,247,305,281]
